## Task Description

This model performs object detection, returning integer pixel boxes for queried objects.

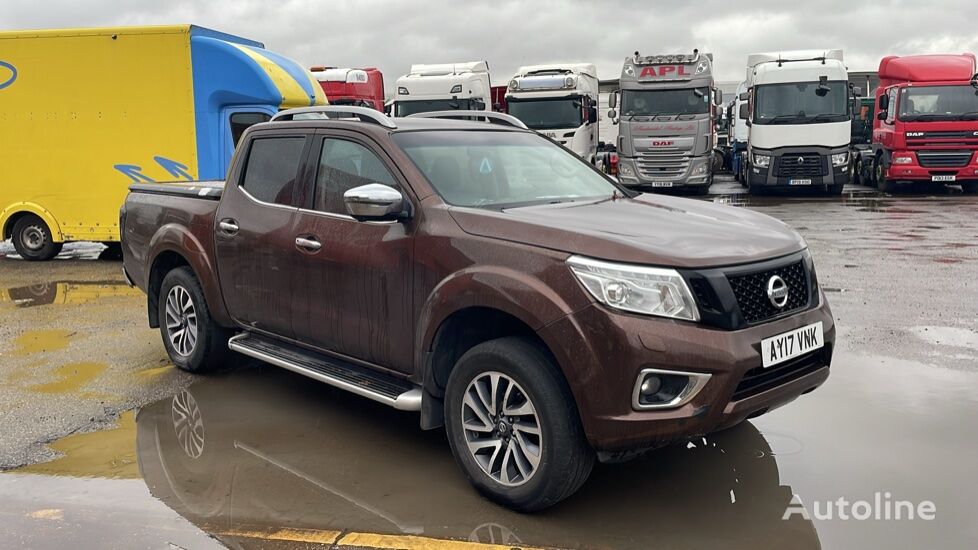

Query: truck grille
[732,348,829,401]
[727,261,810,324]
[635,150,690,178]
[775,154,825,178]
[916,150,973,168]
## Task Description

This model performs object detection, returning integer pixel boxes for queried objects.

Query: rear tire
[444,337,594,512]
[11,215,63,261]
[158,267,231,373]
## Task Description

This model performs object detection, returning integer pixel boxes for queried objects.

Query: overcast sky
[4,0,978,87]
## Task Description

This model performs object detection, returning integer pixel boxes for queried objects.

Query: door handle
[295,236,322,251]
[219,219,239,234]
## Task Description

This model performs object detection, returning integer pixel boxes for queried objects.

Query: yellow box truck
[0,25,325,260]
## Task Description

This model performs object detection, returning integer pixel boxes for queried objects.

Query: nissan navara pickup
[121,106,835,512]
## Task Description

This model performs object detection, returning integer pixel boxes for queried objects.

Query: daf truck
[310,66,385,111]
[871,54,978,193]
[0,25,325,261]
[741,50,853,195]
[505,64,600,162]
[607,50,722,194]
[391,61,492,117]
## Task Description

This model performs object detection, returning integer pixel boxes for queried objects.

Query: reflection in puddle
[134,368,819,550]
[1,280,140,308]
[29,362,107,394]
[10,329,74,356]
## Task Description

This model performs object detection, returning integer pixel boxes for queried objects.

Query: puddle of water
[17,411,138,479]
[10,330,74,356]
[29,362,107,394]
[2,281,140,308]
[911,325,978,350]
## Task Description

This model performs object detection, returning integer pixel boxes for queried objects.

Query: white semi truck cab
[742,49,853,195]
[392,61,492,117]
[609,50,722,194]
[504,64,600,162]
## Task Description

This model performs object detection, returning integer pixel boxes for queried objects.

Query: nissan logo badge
[767,275,789,308]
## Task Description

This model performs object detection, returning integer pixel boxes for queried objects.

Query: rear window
[240,137,306,206]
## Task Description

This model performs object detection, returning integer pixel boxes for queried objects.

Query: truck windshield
[898,85,978,121]
[621,88,710,116]
[393,130,618,209]
[394,99,477,117]
[507,97,584,129]
[754,81,848,124]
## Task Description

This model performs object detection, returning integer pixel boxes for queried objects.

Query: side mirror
[607,108,617,121]
[344,184,406,221]
[738,103,749,121]
[714,89,723,105]
[472,99,486,111]
[851,86,863,97]
[876,110,887,121]
[739,92,749,101]
[878,94,889,110]
[608,91,618,109]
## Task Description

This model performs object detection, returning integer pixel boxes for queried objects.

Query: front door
[290,132,415,374]
[215,132,312,338]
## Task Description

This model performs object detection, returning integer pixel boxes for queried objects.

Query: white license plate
[789,178,812,186]
[760,321,824,368]
[932,175,956,182]
[651,181,673,187]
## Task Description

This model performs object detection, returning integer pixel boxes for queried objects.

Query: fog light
[633,368,712,410]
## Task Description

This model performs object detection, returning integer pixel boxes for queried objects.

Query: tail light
[610,153,619,175]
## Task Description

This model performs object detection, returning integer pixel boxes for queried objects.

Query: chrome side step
[228,333,422,411]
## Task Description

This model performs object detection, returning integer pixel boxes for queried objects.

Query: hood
[449,194,806,268]
[750,120,849,149]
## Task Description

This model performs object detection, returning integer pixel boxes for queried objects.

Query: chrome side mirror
[344,184,406,221]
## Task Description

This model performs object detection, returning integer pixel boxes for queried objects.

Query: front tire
[11,215,63,261]
[962,182,978,194]
[158,267,231,373]
[444,337,594,512]
[874,156,896,193]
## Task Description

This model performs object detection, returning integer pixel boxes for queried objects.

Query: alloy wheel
[171,390,205,459]
[165,285,198,356]
[461,371,543,487]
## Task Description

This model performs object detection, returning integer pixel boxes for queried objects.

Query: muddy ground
[1,178,976,549]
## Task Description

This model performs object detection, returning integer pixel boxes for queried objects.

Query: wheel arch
[1,203,64,242]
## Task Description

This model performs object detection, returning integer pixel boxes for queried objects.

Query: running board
[228,333,422,411]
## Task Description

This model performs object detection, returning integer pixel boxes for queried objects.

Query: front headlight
[568,256,700,321]
[619,162,635,177]
[753,153,771,168]
[831,152,849,167]
[892,154,913,164]
[692,163,708,175]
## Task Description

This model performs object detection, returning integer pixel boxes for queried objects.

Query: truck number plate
[932,175,956,182]
[760,322,824,368]
[789,178,812,186]
[651,182,673,187]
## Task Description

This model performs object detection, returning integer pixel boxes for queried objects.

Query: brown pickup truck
[121,106,835,511]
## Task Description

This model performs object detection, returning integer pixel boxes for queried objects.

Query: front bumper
[883,150,978,182]
[617,154,711,189]
[748,146,849,188]
[539,292,835,455]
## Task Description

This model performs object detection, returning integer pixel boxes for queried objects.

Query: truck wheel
[11,215,63,261]
[159,267,231,373]
[874,158,896,193]
[827,183,845,196]
[444,337,594,512]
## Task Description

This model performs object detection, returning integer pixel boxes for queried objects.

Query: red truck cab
[872,53,978,193]
[310,66,385,111]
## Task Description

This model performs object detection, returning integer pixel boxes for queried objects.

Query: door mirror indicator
[344,184,406,221]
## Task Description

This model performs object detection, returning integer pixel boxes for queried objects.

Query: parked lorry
[505,64,600,162]
[871,54,978,193]
[391,61,492,117]
[0,25,325,261]
[850,96,875,185]
[741,49,854,195]
[121,105,834,512]
[310,66,385,111]
[731,81,750,184]
[608,50,722,194]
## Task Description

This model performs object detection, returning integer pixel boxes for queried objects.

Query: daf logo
[766,275,789,309]
[796,156,805,164]
[908,132,925,137]
[973,131,978,136]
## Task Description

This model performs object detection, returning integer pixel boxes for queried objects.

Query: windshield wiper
[807,113,844,123]
[762,115,806,125]
[911,113,953,121]
[955,111,978,120]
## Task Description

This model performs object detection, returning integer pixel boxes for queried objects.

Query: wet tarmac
[1,180,977,549]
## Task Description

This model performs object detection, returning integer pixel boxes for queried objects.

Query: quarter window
[314,138,397,215]
[240,137,306,206]
[230,112,271,146]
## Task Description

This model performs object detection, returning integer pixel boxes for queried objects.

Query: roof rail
[272,106,397,129]
[406,110,528,130]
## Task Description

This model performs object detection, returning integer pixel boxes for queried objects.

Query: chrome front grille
[635,150,691,178]
[916,150,973,168]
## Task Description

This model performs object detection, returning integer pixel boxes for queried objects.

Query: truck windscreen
[898,85,978,121]
[754,81,848,124]
[622,88,710,116]
[395,99,476,117]
[507,97,584,130]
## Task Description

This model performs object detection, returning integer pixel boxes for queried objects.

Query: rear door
[289,130,416,374]
[215,130,313,338]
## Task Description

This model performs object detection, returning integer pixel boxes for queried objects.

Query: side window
[886,89,898,125]
[230,112,272,146]
[240,137,306,206]
[314,138,397,215]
